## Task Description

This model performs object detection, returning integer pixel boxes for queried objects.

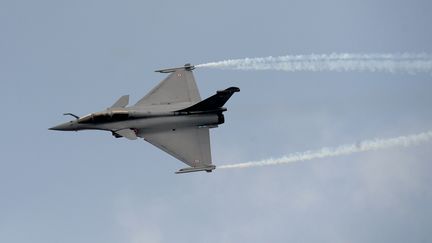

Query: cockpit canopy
[78,110,129,124]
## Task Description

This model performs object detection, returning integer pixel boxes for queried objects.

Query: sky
[1,0,432,243]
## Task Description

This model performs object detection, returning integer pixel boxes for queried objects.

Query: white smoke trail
[219,130,432,170]
[197,53,432,74]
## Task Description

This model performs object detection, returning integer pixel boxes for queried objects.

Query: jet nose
[49,121,75,131]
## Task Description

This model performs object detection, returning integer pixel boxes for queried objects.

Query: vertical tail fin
[177,87,240,112]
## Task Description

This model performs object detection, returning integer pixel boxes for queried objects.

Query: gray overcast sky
[1,0,432,243]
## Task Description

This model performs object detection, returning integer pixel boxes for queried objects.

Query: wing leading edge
[134,68,201,108]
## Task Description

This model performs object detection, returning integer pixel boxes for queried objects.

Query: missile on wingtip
[155,63,195,73]
[175,165,216,174]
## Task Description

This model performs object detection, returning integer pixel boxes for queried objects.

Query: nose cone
[49,121,76,131]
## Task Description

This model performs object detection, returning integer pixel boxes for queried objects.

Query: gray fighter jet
[50,64,239,174]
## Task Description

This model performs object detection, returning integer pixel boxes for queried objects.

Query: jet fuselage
[50,108,226,135]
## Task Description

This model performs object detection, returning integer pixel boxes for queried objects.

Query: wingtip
[155,63,195,73]
[175,165,216,174]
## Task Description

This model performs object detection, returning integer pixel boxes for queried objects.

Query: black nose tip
[49,122,73,131]
[49,124,65,131]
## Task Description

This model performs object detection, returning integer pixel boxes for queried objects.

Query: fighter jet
[50,64,239,174]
